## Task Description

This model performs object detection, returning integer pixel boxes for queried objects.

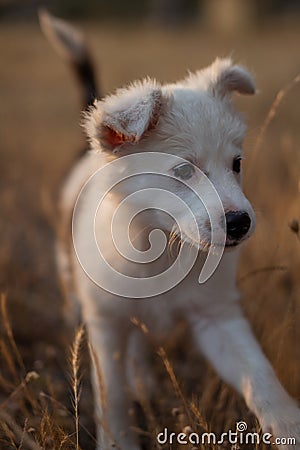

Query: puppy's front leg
[190,311,300,449]
[87,320,141,450]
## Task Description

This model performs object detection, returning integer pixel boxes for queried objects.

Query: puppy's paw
[262,407,300,449]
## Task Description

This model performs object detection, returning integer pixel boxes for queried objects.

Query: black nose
[225,211,251,240]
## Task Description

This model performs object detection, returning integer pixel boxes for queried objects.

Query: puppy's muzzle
[225,211,251,241]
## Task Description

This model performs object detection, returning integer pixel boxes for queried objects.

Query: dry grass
[70,326,85,450]
[0,17,299,449]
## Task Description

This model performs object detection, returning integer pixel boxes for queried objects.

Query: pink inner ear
[102,126,137,148]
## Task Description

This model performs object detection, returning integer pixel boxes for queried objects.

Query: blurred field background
[0,0,300,449]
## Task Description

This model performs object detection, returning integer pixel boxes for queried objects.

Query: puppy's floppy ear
[184,58,255,98]
[83,79,162,151]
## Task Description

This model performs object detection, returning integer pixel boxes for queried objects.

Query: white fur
[58,58,300,449]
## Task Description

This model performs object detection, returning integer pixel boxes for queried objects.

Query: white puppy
[40,11,300,450]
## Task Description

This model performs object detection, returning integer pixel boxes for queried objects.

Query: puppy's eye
[232,157,242,174]
[173,163,195,180]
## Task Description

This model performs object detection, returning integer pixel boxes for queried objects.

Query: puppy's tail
[39,8,100,110]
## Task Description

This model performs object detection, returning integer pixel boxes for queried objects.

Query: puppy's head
[83,58,256,251]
